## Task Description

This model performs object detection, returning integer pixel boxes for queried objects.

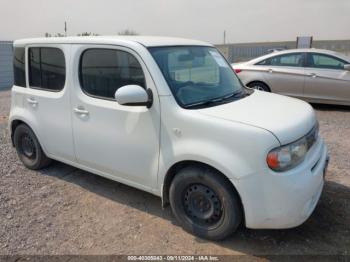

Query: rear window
[13,47,26,87]
[28,47,66,91]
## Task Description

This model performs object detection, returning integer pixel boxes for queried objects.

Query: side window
[307,53,346,70]
[13,47,26,87]
[28,47,66,91]
[79,49,146,99]
[270,53,303,67]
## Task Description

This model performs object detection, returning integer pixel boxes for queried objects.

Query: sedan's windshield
[148,46,243,108]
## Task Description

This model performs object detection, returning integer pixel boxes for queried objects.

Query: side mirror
[115,85,153,108]
[344,64,350,71]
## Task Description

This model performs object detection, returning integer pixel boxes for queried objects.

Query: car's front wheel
[247,82,270,92]
[169,166,242,240]
[13,124,52,170]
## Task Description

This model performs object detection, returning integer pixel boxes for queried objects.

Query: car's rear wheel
[169,166,242,240]
[247,82,270,92]
[13,124,52,170]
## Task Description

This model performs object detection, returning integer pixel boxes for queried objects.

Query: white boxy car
[10,36,329,240]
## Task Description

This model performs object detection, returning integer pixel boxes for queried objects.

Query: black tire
[247,82,270,92]
[13,124,52,170]
[169,166,242,240]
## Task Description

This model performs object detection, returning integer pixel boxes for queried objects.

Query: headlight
[267,122,319,172]
[267,136,308,172]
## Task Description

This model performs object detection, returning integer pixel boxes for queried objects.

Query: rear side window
[306,53,346,70]
[256,53,303,67]
[28,47,66,91]
[13,47,26,87]
[79,49,146,99]
[270,53,303,67]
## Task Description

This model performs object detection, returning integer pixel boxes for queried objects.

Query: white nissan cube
[10,36,329,240]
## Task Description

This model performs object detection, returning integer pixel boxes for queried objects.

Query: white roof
[14,36,212,48]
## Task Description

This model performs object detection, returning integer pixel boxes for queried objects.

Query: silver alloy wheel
[252,85,265,91]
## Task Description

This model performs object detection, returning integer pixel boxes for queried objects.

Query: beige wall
[216,40,350,62]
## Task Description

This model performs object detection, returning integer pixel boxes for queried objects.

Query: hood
[198,91,316,145]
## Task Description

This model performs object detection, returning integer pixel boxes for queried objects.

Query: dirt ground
[0,89,349,256]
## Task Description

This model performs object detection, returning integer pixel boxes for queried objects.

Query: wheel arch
[10,118,43,152]
[10,119,26,146]
[161,160,245,222]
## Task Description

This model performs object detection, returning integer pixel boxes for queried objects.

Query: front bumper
[235,137,328,229]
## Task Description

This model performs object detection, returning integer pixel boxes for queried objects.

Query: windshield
[148,46,243,108]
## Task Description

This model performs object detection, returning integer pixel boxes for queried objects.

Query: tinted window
[307,53,346,70]
[13,47,26,87]
[269,53,303,67]
[29,48,41,87]
[29,47,66,91]
[80,49,146,99]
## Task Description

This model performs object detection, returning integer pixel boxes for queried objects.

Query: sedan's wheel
[169,166,242,240]
[247,82,270,92]
[14,124,52,170]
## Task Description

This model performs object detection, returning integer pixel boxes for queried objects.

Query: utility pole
[64,21,67,37]
[223,30,226,44]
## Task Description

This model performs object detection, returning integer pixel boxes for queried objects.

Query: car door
[25,45,75,162]
[70,45,160,190]
[260,52,306,98]
[304,52,350,103]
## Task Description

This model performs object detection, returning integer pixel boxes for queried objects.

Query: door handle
[308,73,317,78]
[27,97,38,106]
[73,107,89,115]
[268,68,273,73]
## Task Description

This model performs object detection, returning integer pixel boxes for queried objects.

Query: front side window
[269,53,303,67]
[28,47,66,91]
[79,49,146,99]
[149,46,243,108]
[13,47,26,87]
[306,53,346,70]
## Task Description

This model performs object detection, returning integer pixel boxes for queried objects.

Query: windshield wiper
[184,90,244,109]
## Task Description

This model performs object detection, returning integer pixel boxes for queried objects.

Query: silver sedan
[232,49,350,105]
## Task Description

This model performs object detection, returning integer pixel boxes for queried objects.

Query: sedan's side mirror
[344,64,350,71]
[115,85,153,108]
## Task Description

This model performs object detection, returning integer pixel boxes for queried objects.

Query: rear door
[304,52,350,103]
[259,52,306,98]
[24,45,75,161]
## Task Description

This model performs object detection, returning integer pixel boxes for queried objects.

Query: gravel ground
[0,89,349,256]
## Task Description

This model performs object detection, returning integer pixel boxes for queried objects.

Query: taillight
[234,69,242,74]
